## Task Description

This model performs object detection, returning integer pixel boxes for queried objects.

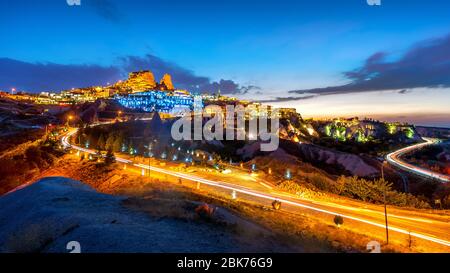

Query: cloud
[85,0,123,23]
[398,89,410,94]
[202,80,260,95]
[0,58,121,92]
[256,95,316,103]
[240,85,261,95]
[289,34,450,96]
[0,54,257,94]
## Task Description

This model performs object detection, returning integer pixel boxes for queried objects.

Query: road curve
[62,128,450,249]
[386,138,450,183]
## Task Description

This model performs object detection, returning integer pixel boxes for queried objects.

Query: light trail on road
[62,128,450,248]
[386,138,450,183]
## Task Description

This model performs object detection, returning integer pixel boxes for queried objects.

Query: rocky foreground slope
[0,177,301,253]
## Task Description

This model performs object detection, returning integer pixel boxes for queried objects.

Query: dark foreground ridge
[0,177,300,253]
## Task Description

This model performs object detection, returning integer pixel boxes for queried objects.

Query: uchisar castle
[113,70,201,117]
[115,71,176,93]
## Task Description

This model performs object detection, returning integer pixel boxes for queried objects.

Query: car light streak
[386,138,450,183]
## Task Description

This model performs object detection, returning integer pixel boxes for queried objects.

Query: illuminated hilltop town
[1,70,183,105]
[0,69,296,119]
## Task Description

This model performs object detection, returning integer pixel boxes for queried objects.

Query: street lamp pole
[67,115,73,127]
[381,161,389,245]
[148,143,152,178]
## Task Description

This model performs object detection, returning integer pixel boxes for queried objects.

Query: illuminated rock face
[124,71,157,92]
[118,71,176,92]
[159,74,174,91]
[320,118,420,143]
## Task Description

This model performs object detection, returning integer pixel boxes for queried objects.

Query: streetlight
[231,190,237,200]
[67,115,74,127]
[45,123,52,135]
[381,160,389,245]
[285,169,292,180]
[148,143,153,177]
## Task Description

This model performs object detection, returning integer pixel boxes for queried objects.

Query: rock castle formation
[118,70,175,93]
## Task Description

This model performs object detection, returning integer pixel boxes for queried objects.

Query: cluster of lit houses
[115,90,203,116]
[113,71,203,116]
[1,86,112,105]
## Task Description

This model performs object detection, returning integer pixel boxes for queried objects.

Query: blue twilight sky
[1,0,450,127]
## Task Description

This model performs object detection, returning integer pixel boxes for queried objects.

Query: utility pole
[148,142,152,178]
[148,156,151,178]
[381,161,389,245]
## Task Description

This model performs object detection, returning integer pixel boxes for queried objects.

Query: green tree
[137,142,146,156]
[128,139,135,155]
[343,176,371,202]
[335,176,346,195]
[105,134,115,151]
[112,136,123,153]
[97,134,106,150]
[370,178,392,203]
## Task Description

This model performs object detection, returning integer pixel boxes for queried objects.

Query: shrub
[341,176,372,202]
[195,203,216,220]
[443,195,450,209]
[338,176,431,209]
[272,200,282,210]
[105,149,116,164]
[307,173,334,192]
[25,146,42,162]
[334,215,344,227]
[0,159,17,176]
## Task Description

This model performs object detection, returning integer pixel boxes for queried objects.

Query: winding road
[386,138,450,183]
[60,127,450,251]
